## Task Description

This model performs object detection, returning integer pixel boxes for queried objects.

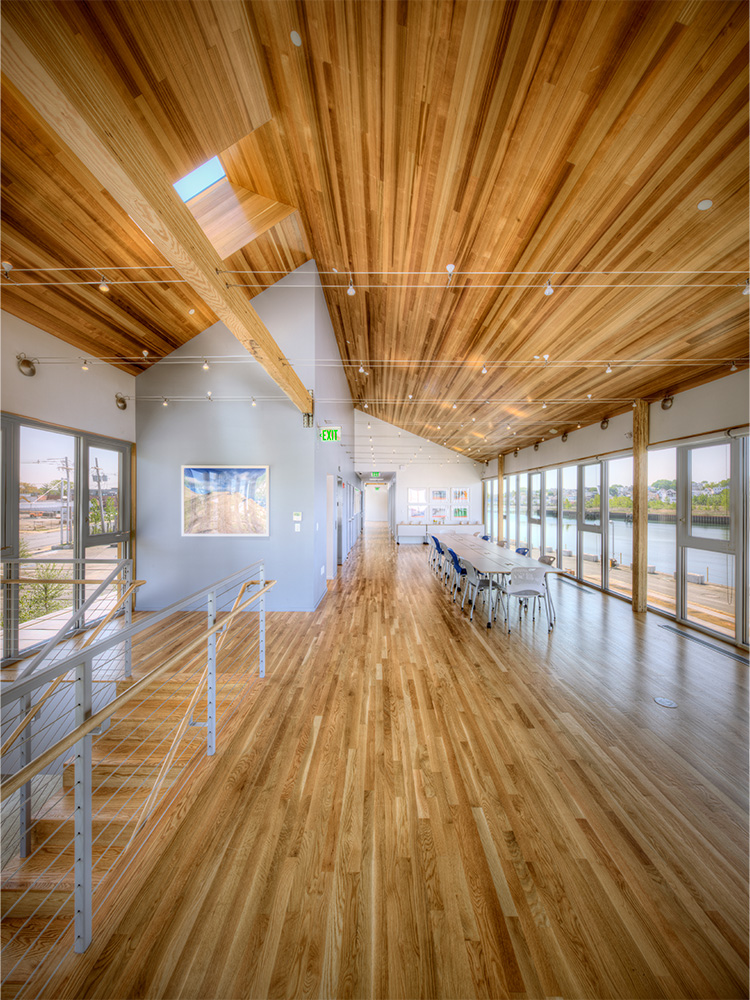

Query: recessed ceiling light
[697,199,713,211]
[290,30,302,46]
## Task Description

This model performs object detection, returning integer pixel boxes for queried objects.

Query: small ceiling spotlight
[142,349,149,357]
[452,403,457,409]
[542,401,547,409]
[115,393,127,410]
[97,276,109,293]
[16,353,37,376]
[730,362,738,372]
[577,423,582,429]
[481,365,487,374]
[446,263,455,273]
[587,393,592,399]
[513,449,519,458]
[347,278,356,296]
[605,363,612,374]
[359,365,365,373]
[202,360,210,370]
[472,416,476,422]
[81,360,89,371]
[206,391,213,401]
[162,398,169,407]
[600,418,609,429]
[2,261,13,277]
[408,394,413,400]
[188,308,195,315]
[534,443,539,451]
[632,400,637,407]
[364,402,369,408]
[544,280,554,296]
[661,396,674,410]
[743,279,749,295]
[251,397,257,407]
[561,432,568,442]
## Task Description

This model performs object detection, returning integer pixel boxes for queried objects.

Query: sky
[19,426,120,487]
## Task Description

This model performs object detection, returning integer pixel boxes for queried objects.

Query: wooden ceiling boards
[1,0,747,456]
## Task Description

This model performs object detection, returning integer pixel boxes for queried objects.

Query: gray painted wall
[135,262,357,612]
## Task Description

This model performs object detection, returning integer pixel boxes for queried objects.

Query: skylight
[173,156,226,202]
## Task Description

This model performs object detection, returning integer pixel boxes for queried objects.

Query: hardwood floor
[33,524,749,998]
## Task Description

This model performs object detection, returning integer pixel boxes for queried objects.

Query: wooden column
[497,454,505,544]
[632,400,649,612]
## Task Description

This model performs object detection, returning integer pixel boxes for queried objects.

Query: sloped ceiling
[1,0,748,457]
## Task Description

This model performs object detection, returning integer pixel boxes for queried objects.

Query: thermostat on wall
[293,512,302,521]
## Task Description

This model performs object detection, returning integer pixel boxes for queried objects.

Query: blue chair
[481,535,490,541]
[446,548,467,602]
[515,547,530,556]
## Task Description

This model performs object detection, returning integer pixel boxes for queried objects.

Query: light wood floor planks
[32,525,749,999]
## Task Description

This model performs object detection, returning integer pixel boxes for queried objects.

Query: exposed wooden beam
[1,2,313,413]
[632,400,650,612]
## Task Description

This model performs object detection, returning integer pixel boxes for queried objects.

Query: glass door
[677,441,736,640]
[579,463,603,587]
[528,473,542,558]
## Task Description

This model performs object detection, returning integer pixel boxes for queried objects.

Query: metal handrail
[1,561,267,705]
[0,582,146,758]
[0,580,275,801]
[6,558,132,681]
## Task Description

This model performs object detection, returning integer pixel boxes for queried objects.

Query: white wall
[496,372,749,477]
[1,312,136,441]
[353,411,484,528]
[135,261,358,612]
[364,483,389,520]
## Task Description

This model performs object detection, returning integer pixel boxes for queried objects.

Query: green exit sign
[371,471,380,477]
[319,426,341,442]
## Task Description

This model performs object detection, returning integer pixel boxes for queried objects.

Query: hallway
[39,524,748,999]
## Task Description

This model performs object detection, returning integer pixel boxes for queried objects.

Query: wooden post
[497,454,505,545]
[632,400,649,612]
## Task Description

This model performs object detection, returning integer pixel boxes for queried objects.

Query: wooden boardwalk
[31,524,749,999]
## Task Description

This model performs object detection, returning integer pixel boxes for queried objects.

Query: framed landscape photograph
[408,504,428,521]
[431,487,448,502]
[452,505,468,520]
[451,487,469,503]
[182,466,269,536]
[430,505,448,523]
[408,487,428,504]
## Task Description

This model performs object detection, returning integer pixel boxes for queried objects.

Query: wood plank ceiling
[1,0,748,459]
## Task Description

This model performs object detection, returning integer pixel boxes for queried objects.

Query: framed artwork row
[406,487,472,524]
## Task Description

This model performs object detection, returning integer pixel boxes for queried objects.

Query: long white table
[434,533,565,628]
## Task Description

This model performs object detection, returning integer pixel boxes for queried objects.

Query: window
[1,416,132,661]
[173,156,226,201]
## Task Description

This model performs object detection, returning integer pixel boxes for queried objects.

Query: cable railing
[0,561,274,999]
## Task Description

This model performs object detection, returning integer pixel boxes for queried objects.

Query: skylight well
[173,156,226,202]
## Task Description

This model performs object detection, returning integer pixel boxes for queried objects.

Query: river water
[511,514,733,586]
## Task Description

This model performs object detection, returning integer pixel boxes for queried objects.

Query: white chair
[461,560,497,621]
[538,555,557,622]
[497,567,551,633]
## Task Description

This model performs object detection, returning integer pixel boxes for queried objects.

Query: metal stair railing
[0,561,274,998]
